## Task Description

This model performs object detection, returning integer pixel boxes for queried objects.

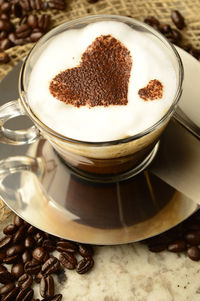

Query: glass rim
[19,14,184,147]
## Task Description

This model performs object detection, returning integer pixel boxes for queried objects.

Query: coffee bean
[19,0,31,11]
[76,257,94,274]
[27,225,37,235]
[1,2,11,13]
[78,244,93,257]
[11,2,23,17]
[170,29,182,44]
[0,31,7,40]
[42,239,56,252]
[32,0,44,10]
[189,48,200,59]
[171,10,185,30]
[184,231,200,245]
[30,30,43,42]
[159,24,172,34]
[0,270,14,284]
[38,14,50,32]
[0,251,5,263]
[59,252,77,270]
[3,255,20,264]
[47,0,66,10]
[0,282,15,296]
[148,244,167,252]
[22,250,32,264]
[41,257,60,276]
[144,16,160,29]
[18,273,33,289]
[34,232,45,246]
[27,14,38,28]
[2,287,19,301]
[52,294,63,301]
[40,275,54,298]
[13,225,27,244]
[0,236,12,250]
[167,240,186,252]
[163,28,181,45]
[22,220,29,227]
[0,38,12,50]
[1,13,9,20]
[16,23,32,39]
[0,265,7,272]
[8,32,17,43]
[56,241,77,253]
[32,247,46,262]
[24,236,35,249]
[14,215,24,227]
[16,287,33,301]
[35,271,43,283]
[11,263,24,279]
[24,259,41,275]
[43,250,49,263]
[41,294,63,301]
[3,224,17,236]
[187,246,200,261]
[19,14,28,25]
[29,0,36,10]
[6,244,24,257]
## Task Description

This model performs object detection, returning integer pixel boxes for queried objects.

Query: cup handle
[0,99,40,145]
[0,156,43,202]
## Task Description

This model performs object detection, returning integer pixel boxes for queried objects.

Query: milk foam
[27,21,177,142]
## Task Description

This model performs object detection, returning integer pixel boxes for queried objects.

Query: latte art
[49,35,132,108]
[27,20,177,142]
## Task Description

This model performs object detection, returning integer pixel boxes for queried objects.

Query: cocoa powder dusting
[49,35,132,107]
[138,79,163,101]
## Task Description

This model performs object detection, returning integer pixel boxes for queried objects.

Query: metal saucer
[0,48,199,245]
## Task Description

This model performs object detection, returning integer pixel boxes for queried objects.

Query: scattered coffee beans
[0,214,94,300]
[143,10,200,62]
[171,10,185,30]
[56,241,77,253]
[0,282,15,295]
[187,246,200,261]
[41,256,60,276]
[143,209,200,261]
[0,210,199,298]
[18,273,33,289]
[11,263,24,279]
[76,257,94,274]
[0,0,67,64]
[40,275,54,298]
[59,252,77,270]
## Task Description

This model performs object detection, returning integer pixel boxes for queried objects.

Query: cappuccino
[27,20,177,143]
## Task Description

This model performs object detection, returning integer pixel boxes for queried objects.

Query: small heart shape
[138,79,163,101]
[49,35,132,108]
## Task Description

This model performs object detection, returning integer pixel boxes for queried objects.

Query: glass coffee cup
[0,15,183,180]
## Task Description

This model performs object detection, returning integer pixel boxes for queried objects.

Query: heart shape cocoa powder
[49,35,132,108]
[138,79,163,101]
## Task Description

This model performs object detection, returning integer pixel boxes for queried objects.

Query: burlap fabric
[0,0,200,221]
